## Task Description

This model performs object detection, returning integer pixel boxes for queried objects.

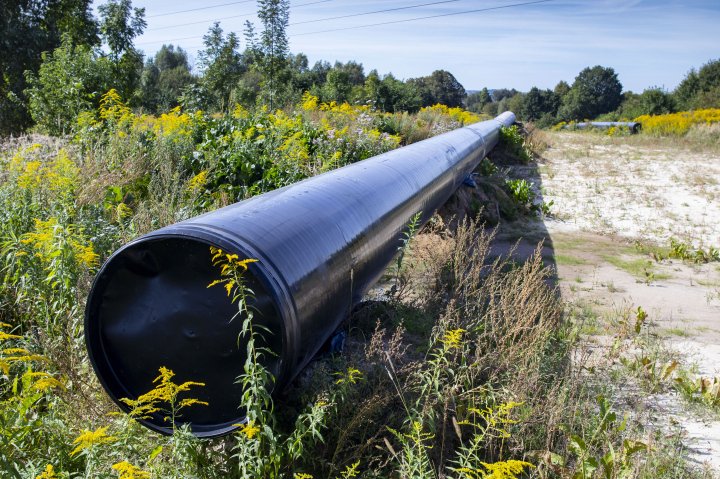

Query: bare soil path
[490,130,720,473]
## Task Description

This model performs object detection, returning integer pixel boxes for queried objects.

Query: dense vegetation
[2,1,719,478]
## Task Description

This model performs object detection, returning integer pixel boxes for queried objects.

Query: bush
[24,35,113,136]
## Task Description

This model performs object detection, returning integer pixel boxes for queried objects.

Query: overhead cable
[147,0,255,18]
[292,0,559,36]
[149,0,334,31]
[288,0,466,25]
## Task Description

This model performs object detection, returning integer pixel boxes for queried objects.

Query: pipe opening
[85,237,284,437]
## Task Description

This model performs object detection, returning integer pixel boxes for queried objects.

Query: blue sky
[93,0,720,92]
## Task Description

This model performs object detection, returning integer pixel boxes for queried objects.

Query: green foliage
[250,0,292,110]
[674,59,720,110]
[98,0,146,102]
[98,0,145,62]
[321,69,352,104]
[667,238,720,263]
[0,0,99,135]
[558,66,623,121]
[477,158,499,177]
[554,80,570,99]
[139,45,196,114]
[522,87,560,123]
[24,35,114,136]
[467,87,491,113]
[499,125,531,163]
[505,179,534,205]
[407,70,467,108]
[492,88,520,103]
[198,23,246,113]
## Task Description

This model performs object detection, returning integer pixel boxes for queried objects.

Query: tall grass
[0,92,714,478]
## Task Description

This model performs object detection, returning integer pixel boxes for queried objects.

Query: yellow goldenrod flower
[70,426,117,456]
[35,464,56,479]
[187,171,209,193]
[479,460,535,479]
[335,367,363,385]
[23,372,66,392]
[239,421,261,439]
[111,461,151,479]
[121,367,207,421]
[441,328,466,350]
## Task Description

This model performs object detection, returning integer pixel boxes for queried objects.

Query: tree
[198,23,245,112]
[482,101,498,117]
[492,88,519,103]
[250,0,291,109]
[639,87,674,116]
[673,60,720,110]
[467,88,491,112]
[521,87,559,122]
[334,61,365,86]
[698,59,720,92]
[0,0,99,135]
[24,34,113,135]
[139,44,196,113]
[98,0,146,102]
[321,69,352,103]
[674,69,701,110]
[507,93,525,119]
[408,70,466,108]
[554,80,570,99]
[558,66,623,121]
[98,0,145,63]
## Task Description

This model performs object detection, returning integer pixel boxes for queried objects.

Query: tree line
[2,0,718,137]
[1,0,468,136]
[466,61,720,129]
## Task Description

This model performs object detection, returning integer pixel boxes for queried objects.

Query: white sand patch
[542,135,720,250]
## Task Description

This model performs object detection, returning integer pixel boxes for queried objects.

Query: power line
[288,0,465,26]
[149,0,334,31]
[292,0,559,36]
[140,0,557,48]
[147,1,255,18]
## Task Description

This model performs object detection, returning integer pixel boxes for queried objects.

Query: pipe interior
[86,237,283,436]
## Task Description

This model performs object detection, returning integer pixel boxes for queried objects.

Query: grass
[554,253,589,265]
[1,101,718,478]
[665,327,691,337]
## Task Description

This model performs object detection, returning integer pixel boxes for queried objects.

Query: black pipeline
[567,121,642,134]
[85,111,517,437]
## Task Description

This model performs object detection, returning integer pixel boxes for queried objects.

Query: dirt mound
[437,183,500,231]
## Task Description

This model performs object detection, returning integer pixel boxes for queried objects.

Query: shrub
[635,108,720,136]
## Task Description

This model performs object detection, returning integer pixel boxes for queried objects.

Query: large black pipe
[85,111,516,437]
[568,121,642,134]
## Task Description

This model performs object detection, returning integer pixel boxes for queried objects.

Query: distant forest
[2,0,719,136]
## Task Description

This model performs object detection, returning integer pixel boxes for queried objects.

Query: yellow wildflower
[238,421,261,439]
[441,328,466,350]
[111,461,151,479]
[70,426,117,456]
[187,171,209,193]
[121,367,206,420]
[335,367,363,385]
[116,203,132,221]
[635,108,720,136]
[21,218,99,269]
[479,460,535,479]
[23,371,66,391]
[301,92,319,111]
[35,464,56,479]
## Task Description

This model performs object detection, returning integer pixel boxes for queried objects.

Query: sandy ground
[489,131,720,472]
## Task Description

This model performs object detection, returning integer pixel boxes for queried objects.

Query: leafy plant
[499,125,531,163]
